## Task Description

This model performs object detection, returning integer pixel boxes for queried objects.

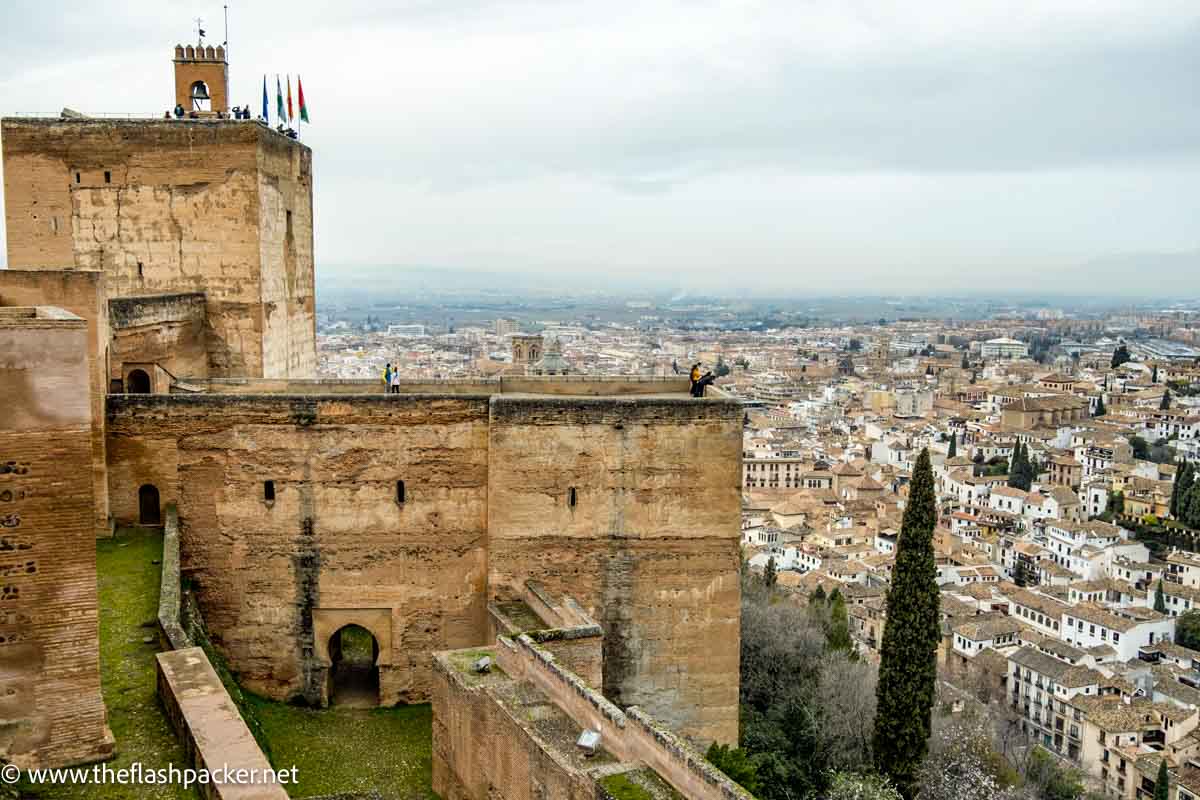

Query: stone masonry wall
[107,394,491,705]
[109,292,208,381]
[0,270,110,535]
[257,131,316,378]
[0,307,112,767]
[487,397,743,744]
[105,390,742,743]
[1,118,316,378]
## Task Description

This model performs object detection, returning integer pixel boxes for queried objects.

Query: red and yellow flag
[286,76,294,122]
[298,76,309,123]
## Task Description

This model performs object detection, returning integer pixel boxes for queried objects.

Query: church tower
[173,43,229,114]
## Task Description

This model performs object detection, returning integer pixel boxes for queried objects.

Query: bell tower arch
[173,42,228,114]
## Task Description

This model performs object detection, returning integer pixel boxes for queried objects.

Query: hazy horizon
[2,1,1198,295]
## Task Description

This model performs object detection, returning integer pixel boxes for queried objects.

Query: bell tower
[173,42,228,114]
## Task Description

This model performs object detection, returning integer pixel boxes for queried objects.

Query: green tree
[826,589,854,656]
[1173,462,1195,519]
[961,353,970,369]
[1111,344,1131,368]
[764,555,778,589]
[1186,482,1200,529]
[1109,491,1126,518]
[1153,364,1159,383]
[1129,435,1150,461]
[873,448,940,799]
[1094,396,1106,417]
[1154,758,1169,800]
[1008,443,1032,491]
[948,433,957,459]
[1155,579,1167,614]
[810,584,827,605]
[1176,610,1200,650]
[1161,389,1172,410]
[706,742,762,796]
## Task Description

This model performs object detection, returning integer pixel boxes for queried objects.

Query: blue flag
[261,75,269,122]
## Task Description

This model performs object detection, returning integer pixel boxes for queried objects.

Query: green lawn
[246,698,437,799]
[18,527,195,799]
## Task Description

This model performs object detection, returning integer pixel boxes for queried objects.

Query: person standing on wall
[390,367,401,394]
[689,362,701,393]
[383,362,392,393]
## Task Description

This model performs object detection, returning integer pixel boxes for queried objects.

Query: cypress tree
[1155,580,1168,614]
[1186,483,1200,530]
[811,584,827,605]
[1154,759,1169,800]
[1095,396,1107,417]
[873,448,940,799]
[827,589,854,656]
[1161,390,1172,410]
[948,433,957,459]
[1172,462,1191,519]
[764,555,778,589]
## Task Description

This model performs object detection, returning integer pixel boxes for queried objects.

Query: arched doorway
[127,369,151,394]
[328,625,380,707]
[138,484,161,526]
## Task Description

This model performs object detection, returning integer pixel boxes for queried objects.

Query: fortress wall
[0,308,112,768]
[107,394,491,705]
[105,391,742,736]
[0,270,110,535]
[109,292,208,381]
[257,132,316,379]
[486,397,743,744]
[175,375,690,395]
[2,119,316,378]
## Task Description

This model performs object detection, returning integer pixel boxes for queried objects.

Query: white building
[980,337,1030,360]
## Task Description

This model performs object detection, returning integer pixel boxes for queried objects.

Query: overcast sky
[1,1,1198,295]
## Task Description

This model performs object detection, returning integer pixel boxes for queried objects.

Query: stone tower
[173,43,229,114]
[2,37,317,380]
[510,334,543,374]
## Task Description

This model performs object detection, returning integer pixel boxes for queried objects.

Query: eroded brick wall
[0,271,110,535]
[0,308,112,767]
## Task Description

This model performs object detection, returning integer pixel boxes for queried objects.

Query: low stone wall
[156,648,290,800]
[171,375,690,397]
[495,635,753,800]
[431,649,597,800]
[157,505,191,650]
[155,506,280,795]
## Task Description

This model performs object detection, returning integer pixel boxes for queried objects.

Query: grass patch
[246,697,437,799]
[16,527,195,799]
[599,768,683,800]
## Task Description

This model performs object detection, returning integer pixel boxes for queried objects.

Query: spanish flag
[286,75,294,122]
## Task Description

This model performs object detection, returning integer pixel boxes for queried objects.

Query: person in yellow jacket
[383,362,392,393]
[689,362,701,393]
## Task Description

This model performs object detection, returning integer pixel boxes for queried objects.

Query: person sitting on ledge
[691,371,715,398]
